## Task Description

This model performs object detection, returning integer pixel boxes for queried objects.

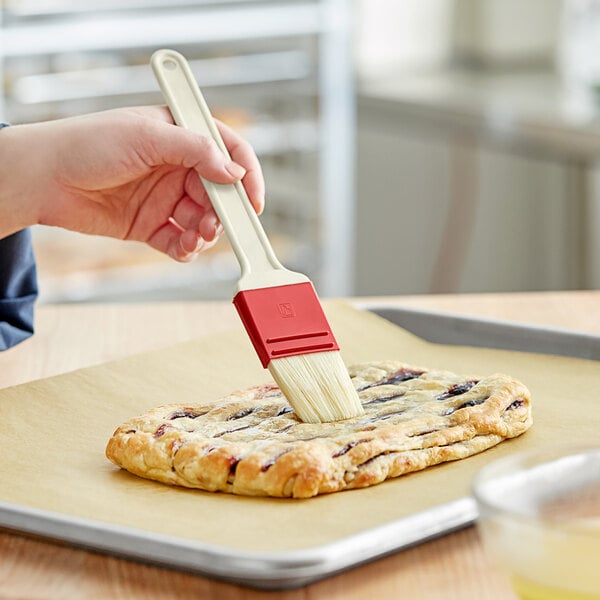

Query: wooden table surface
[1,290,598,600]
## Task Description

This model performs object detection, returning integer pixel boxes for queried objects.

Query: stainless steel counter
[355,68,600,295]
[358,69,600,160]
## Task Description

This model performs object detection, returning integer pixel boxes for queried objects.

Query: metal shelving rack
[0,0,355,300]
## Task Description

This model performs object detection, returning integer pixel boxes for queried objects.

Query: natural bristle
[268,351,364,423]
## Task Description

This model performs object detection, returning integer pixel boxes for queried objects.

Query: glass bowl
[473,445,600,600]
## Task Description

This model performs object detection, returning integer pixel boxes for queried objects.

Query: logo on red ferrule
[277,302,295,318]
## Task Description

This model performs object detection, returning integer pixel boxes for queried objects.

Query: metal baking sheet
[0,496,474,589]
[0,304,598,590]
[361,303,600,361]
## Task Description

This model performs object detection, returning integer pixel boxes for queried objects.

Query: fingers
[147,219,220,262]
[170,194,222,242]
[145,122,247,184]
[132,106,267,262]
[216,120,265,214]
[182,173,225,242]
[124,105,175,124]
[138,109,265,216]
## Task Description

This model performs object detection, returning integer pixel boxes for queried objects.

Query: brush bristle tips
[268,351,363,424]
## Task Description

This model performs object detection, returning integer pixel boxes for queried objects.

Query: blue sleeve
[0,228,38,350]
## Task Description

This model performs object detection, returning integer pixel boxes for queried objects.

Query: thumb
[143,121,246,183]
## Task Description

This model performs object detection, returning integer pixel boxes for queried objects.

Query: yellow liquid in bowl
[480,515,600,600]
[513,575,600,600]
[476,453,600,600]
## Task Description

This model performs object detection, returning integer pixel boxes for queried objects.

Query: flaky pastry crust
[106,361,532,498]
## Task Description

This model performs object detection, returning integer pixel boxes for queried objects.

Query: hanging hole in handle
[163,59,177,71]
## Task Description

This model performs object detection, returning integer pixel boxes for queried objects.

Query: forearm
[0,124,44,238]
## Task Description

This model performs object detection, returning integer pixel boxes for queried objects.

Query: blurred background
[1,0,600,303]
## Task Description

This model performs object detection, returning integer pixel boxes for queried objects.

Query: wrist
[0,124,44,237]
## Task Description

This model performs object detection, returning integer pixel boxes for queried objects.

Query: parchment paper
[0,302,598,552]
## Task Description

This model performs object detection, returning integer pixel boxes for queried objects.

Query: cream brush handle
[151,49,307,292]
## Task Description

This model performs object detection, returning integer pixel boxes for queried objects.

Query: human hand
[0,106,264,261]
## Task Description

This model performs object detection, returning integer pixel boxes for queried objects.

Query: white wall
[354,0,455,75]
[453,0,562,65]
[354,0,563,74]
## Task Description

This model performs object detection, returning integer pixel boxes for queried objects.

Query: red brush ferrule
[233,282,339,368]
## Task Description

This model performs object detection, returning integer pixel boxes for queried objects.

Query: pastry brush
[151,49,363,424]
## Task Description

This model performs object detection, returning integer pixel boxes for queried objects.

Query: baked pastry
[106,361,532,498]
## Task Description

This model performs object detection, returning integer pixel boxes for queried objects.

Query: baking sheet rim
[0,496,476,587]
[357,302,600,360]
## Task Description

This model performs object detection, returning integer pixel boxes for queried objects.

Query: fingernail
[179,229,200,253]
[225,161,246,179]
[215,223,224,236]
